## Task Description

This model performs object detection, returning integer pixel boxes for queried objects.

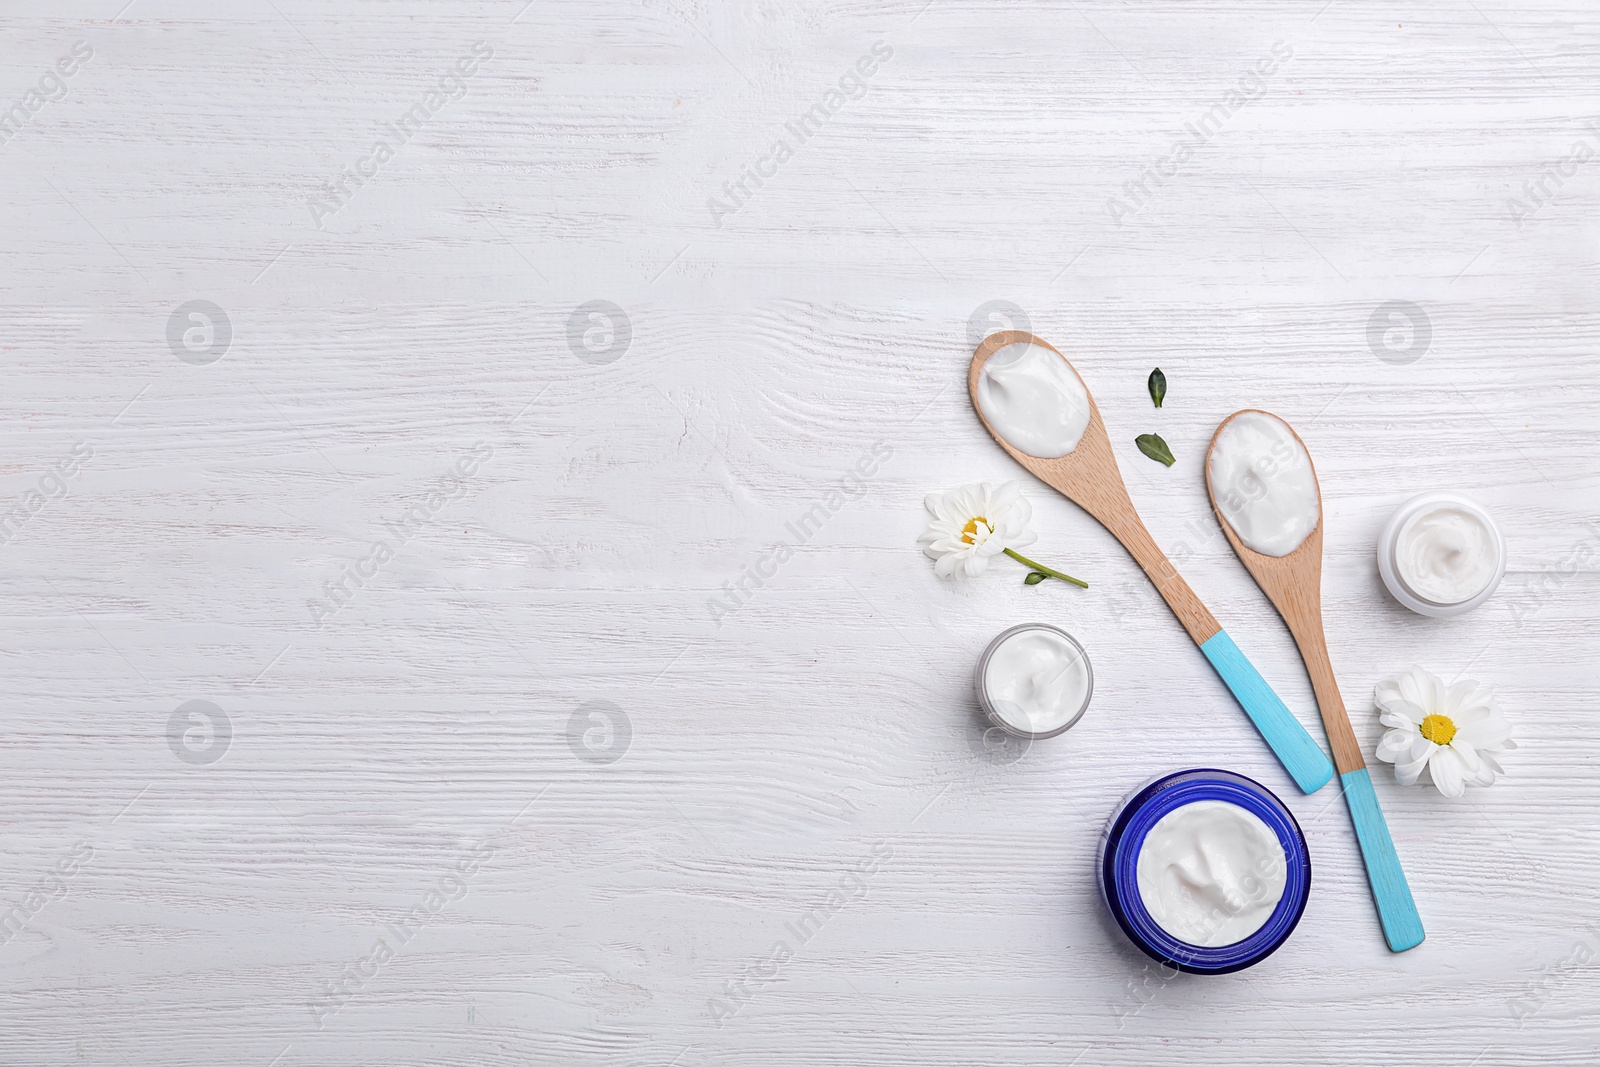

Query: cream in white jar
[1207,411,1320,556]
[1378,492,1505,617]
[1397,507,1497,603]
[975,342,1093,458]
[975,624,1093,738]
[1135,799,1287,947]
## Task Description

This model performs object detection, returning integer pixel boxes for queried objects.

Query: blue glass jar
[1097,768,1311,975]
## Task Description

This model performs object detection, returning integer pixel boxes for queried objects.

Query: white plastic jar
[1377,491,1506,618]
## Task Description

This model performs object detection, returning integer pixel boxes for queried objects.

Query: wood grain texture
[1205,408,1365,774]
[1,1,1599,1065]
[969,330,1221,645]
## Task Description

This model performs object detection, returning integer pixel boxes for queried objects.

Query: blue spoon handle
[1341,767,1426,951]
[1198,629,1335,794]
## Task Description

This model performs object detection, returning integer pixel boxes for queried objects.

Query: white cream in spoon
[976,342,1093,458]
[1208,412,1320,557]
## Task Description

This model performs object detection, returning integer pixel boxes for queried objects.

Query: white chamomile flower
[1373,666,1515,799]
[919,481,1085,587]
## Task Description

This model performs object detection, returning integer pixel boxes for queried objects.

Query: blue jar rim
[1100,768,1311,975]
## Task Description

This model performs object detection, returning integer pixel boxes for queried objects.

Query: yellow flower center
[961,517,990,545]
[1419,713,1457,746]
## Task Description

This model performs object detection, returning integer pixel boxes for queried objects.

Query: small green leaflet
[1136,433,1175,467]
[1024,572,1048,585]
[1148,367,1166,408]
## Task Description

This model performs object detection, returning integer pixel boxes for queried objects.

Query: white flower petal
[1429,747,1467,798]
[1455,716,1513,750]
[1005,528,1038,550]
[1467,761,1498,787]
[1391,666,1444,714]
[1449,680,1495,715]
[1378,695,1426,725]
[933,552,963,578]
[1394,740,1432,786]
[956,483,986,518]
[1375,728,1414,763]
[1450,739,1483,773]
[1374,681,1407,709]
[1439,678,1475,713]
[1423,670,1449,716]
[1379,711,1418,732]
[1393,668,1430,711]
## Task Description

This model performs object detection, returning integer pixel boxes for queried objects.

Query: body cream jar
[974,623,1093,739]
[1378,491,1506,618]
[1098,768,1311,974]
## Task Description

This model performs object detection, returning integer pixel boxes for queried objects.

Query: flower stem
[1003,548,1088,589]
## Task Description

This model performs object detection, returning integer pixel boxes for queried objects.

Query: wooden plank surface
[1,1,1597,1064]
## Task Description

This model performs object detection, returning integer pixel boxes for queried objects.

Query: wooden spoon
[1205,409,1424,952]
[968,331,1333,794]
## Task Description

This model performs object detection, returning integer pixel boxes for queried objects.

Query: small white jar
[1377,491,1506,618]
[974,623,1093,739]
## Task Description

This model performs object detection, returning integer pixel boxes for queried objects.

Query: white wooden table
[3,1,1597,1063]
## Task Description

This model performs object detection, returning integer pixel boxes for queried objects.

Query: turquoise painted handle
[1198,629,1334,794]
[1341,767,1425,951]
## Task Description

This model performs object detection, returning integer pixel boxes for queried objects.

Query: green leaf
[1136,433,1176,467]
[1024,572,1048,585]
[1148,367,1166,408]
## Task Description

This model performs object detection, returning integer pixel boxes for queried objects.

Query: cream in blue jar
[1098,768,1311,974]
